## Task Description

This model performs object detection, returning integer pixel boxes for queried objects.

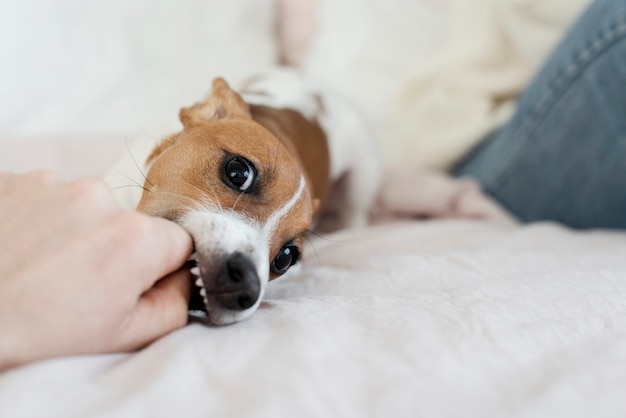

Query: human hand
[0,170,193,371]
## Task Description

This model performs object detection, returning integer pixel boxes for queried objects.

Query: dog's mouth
[184,249,264,326]
[186,252,210,321]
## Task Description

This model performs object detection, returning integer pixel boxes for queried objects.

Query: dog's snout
[216,252,261,311]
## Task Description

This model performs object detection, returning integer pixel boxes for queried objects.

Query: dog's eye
[222,156,257,192]
[271,245,300,275]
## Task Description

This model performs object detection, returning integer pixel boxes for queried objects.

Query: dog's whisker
[111,184,149,192]
[175,179,223,211]
[150,190,214,211]
[230,190,246,212]
[304,234,323,269]
[124,136,154,187]
[196,196,220,213]
[307,229,330,241]
[116,172,151,193]
[307,229,348,243]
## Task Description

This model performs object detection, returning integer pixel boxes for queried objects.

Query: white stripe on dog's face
[263,176,306,243]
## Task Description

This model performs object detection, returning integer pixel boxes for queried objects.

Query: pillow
[0,0,277,136]
[302,0,452,163]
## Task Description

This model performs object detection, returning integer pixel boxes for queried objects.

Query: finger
[0,170,55,193]
[64,177,120,215]
[24,169,64,185]
[129,215,194,291]
[117,268,191,351]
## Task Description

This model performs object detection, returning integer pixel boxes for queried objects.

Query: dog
[106,69,380,325]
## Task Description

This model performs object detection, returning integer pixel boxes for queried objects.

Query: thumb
[118,268,191,351]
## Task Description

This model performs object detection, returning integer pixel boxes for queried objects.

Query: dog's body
[106,69,380,325]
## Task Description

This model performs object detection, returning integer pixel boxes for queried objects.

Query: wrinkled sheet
[2,220,626,417]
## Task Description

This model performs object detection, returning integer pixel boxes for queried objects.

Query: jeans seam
[487,11,626,190]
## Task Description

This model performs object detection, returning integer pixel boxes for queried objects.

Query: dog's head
[137,78,318,325]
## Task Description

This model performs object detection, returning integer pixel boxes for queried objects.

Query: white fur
[262,175,306,241]
[179,176,305,325]
[180,209,269,325]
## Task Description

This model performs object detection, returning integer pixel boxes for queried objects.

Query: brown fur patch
[137,77,331,281]
[248,104,331,219]
[137,119,314,278]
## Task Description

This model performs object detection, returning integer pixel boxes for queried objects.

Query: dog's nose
[215,252,261,311]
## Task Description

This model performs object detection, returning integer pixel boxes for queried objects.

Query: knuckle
[28,169,60,185]
[106,211,154,250]
[67,177,114,207]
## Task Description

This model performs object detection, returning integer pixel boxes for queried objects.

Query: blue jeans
[454,0,626,229]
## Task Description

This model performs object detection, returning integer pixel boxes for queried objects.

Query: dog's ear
[179,78,251,128]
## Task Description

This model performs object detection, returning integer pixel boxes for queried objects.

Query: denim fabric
[454,0,626,229]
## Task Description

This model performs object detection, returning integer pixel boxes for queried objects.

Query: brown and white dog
[106,69,380,325]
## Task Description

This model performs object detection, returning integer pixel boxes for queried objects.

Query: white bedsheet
[2,220,625,417]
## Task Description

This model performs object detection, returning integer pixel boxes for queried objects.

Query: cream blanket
[391,0,590,169]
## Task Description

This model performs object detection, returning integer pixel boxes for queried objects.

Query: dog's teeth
[195,277,203,287]
[199,288,206,297]
[187,252,197,261]
[190,266,200,276]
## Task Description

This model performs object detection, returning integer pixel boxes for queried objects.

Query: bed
[2,1,625,417]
